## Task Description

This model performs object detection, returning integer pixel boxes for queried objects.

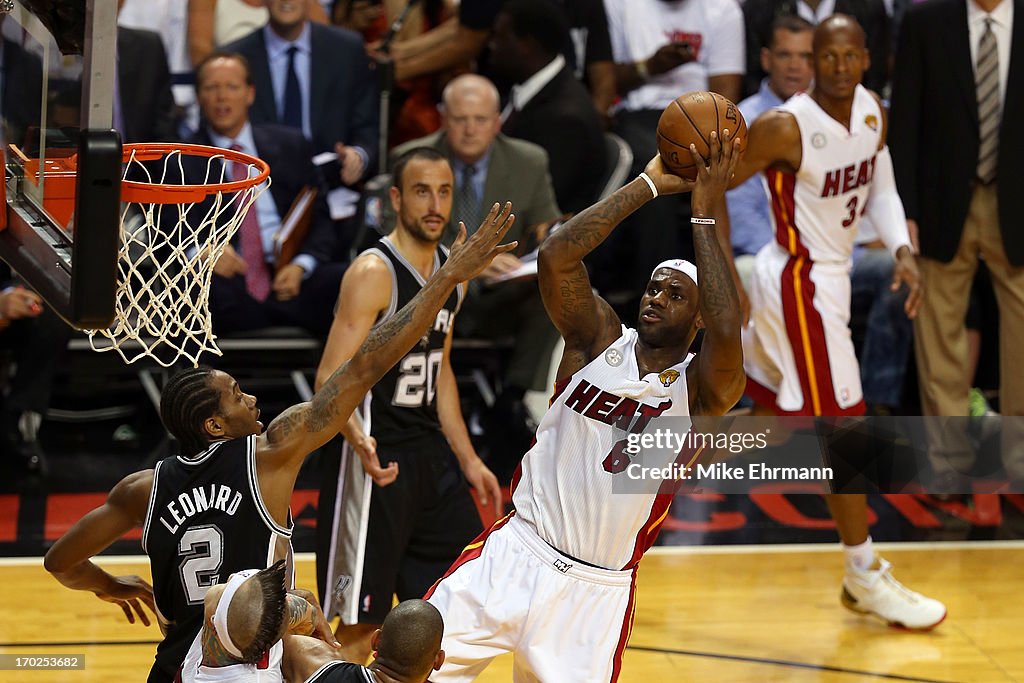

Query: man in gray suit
[393,74,562,475]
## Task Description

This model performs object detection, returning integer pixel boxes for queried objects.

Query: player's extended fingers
[130,600,151,627]
[478,202,501,231]
[494,211,516,241]
[490,241,519,258]
[120,601,135,624]
[708,130,722,165]
[687,144,707,177]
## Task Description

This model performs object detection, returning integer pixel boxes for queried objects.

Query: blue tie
[283,45,303,130]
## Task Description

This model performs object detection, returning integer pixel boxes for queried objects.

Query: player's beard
[400,213,446,246]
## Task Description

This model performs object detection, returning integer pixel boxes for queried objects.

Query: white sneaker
[841,558,947,631]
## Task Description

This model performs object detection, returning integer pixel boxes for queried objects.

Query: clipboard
[273,186,317,267]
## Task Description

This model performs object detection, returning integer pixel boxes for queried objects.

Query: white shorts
[743,245,865,416]
[425,513,636,683]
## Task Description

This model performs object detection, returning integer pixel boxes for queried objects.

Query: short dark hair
[769,14,815,48]
[500,0,569,58]
[160,367,221,457]
[240,560,288,664]
[391,147,450,191]
[376,600,443,678]
[195,51,254,89]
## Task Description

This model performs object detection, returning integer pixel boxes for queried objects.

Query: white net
[86,146,270,367]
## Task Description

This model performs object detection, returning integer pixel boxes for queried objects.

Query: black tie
[283,45,303,130]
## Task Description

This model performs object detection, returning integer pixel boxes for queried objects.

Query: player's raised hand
[642,154,696,196]
[95,575,157,626]
[288,588,342,648]
[689,129,743,214]
[443,202,518,283]
[893,247,922,319]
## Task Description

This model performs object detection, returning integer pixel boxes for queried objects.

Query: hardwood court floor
[1,543,1020,682]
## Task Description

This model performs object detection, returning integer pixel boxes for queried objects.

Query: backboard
[1,0,120,329]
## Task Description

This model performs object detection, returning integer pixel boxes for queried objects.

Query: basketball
[656,91,748,180]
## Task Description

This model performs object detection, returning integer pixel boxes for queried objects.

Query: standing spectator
[226,0,379,179]
[116,24,180,142]
[742,0,891,98]
[548,0,617,122]
[118,0,198,136]
[490,0,606,214]
[889,0,1024,486]
[188,0,329,66]
[603,0,744,298]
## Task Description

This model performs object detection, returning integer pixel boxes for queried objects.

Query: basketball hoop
[86,143,271,367]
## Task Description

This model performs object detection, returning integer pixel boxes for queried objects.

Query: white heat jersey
[765,85,883,264]
[512,326,695,570]
[180,632,284,683]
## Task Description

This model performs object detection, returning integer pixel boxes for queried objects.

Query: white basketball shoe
[841,558,947,631]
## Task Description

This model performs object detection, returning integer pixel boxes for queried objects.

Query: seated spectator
[188,0,328,66]
[742,0,891,99]
[191,52,346,336]
[0,265,73,475]
[491,0,607,214]
[391,74,562,470]
[225,0,379,183]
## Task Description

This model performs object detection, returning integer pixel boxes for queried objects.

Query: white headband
[651,259,698,286]
[212,569,259,660]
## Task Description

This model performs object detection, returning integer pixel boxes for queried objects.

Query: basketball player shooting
[42,203,518,683]
[726,15,945,631]
[423,134,744,681]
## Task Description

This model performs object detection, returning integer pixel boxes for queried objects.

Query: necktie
[282,45,303,130]
[975,18,1000,184]
[455,165,482,234]
[231,144,272,302]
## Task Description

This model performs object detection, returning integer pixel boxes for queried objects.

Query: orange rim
[121,143,271,204]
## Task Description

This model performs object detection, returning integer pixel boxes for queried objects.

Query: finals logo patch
[864,114,879,132]
[658,369,680,387]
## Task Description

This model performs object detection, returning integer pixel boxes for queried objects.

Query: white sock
[843,537,875,572]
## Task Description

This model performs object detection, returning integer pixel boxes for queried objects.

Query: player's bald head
[374,600,444,680]
[813,14,866,54]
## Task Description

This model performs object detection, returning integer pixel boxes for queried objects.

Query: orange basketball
[656,91,748,180]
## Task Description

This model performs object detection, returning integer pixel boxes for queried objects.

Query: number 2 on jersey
[178,525,224,604]
[393,350,443,407]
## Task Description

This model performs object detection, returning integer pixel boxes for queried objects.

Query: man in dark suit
[489,0,607,215]
[742,0,891,98]
[192,52,345,336]
[224,0,379,184]
[392,74,562,472]
[116,25,179,142]
[890,0,1024,486]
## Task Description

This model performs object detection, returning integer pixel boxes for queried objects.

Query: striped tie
[975,18,1000,184]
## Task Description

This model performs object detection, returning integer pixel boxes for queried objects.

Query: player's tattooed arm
[688,133,745,416]
[538,182,654,365]
[284,593,317,637]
